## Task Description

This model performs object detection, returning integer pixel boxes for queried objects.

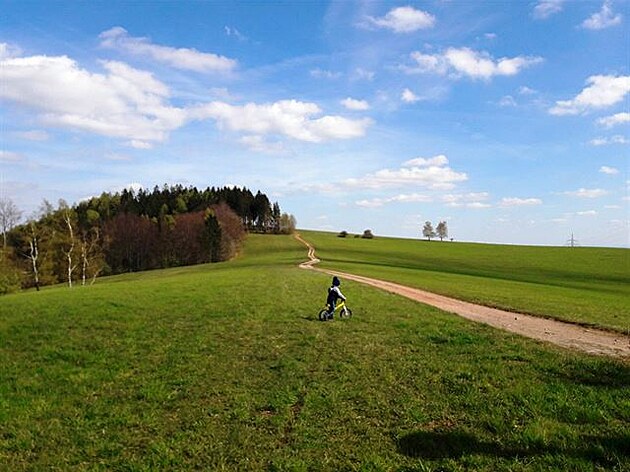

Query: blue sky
[1,0,628,247]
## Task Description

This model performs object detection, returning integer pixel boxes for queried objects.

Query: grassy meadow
[1,234,629,471]
[301,231,630,333]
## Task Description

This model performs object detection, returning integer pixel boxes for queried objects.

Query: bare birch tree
[26,221,41,291]
[80,227,104,286]
[61,205,78,288]
[0,197,22,248]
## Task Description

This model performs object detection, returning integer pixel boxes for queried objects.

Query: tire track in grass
[295,233,630,359]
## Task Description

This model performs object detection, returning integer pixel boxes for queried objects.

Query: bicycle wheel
[318,309,330,321]
[340,307,353,318]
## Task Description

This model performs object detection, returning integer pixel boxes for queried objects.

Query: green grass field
[1,234,629,471]
[301,231,630,333]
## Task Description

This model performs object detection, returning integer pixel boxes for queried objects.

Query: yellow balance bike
[318,299,353,321]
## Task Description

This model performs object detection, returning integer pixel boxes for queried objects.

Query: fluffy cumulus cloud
[356,193,433,208]
[341,97,370,111]
[589,135,629,146]
[443,192,491,208]
[500,197,542,207]
[549,75,630,115]
[345,154,467,190]
[0,51,370,147]
[99,27,237,72]
[581,1,623,30]
[533,0,565,19]
[564,188,608,198]
[401,88,421,103]
[600,166,619,175]
[406,47,543,80]
[364,6,436,33]
[597,112,630,128]
[0,54,187,145]
[190,99,372,143]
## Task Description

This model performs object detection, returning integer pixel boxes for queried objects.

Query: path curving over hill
[295,233,630,359]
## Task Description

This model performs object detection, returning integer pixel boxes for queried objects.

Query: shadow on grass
[546,359,630,388]
[396,431,629,465]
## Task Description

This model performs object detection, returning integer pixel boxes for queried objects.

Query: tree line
[0,185,296,294]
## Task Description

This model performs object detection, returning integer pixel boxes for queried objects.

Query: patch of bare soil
[295,233,630,359]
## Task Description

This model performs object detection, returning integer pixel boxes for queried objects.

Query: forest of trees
[0,185,296,294]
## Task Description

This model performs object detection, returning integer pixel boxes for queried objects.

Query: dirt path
[295,233,630,359]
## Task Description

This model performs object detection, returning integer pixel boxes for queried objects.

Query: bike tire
[340,307,353,319]
[318,309,330,321]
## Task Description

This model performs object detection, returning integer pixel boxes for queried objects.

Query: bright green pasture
[301,231,630,332]
[1,234,628,471]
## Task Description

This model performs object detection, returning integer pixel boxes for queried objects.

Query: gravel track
[295,233,630,359]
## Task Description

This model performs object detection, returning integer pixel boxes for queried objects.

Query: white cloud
[576,210,598,216]
[597,112,630,128]
[0,151,24,162]
[549,75,630,115]
[564,188,608,198]
[589,135,629,146]
[518,86,537,95]
[406,47,543,80]
[403,155,449,167]
[12,130,50,141]
[581,1,622,30]
[533,0,565,20]
[341,97,370,111]
[0,54,188,144]
[600,166,619,175]
[190,99,372,143]
[467,202,493,209]
[310,68,342,79]
[364,6,436,33]
[224,26,247,41]
[1,51,371,146]
[401,88,421,103]
[353,68,375,81]
[356,193,433,208]
[239,135,287,154]
[0,42,22,59]
[128,140,153,149]
[499,95,517,107]
[500,197,543,207]
[99,27,237,72]
[443,192,491,208]
[345,155,467,190]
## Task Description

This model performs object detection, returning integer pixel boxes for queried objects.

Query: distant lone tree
[362,229,374,239]
[436,221,448,241]
[422,221,435,241]
[338,230,348,238]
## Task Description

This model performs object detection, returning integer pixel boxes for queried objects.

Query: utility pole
[566,232,579,247]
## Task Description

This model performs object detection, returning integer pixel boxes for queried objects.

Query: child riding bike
[324,276,346,320]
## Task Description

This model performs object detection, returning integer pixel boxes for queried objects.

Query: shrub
[338,231,348,238]
[362,229,374,239]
